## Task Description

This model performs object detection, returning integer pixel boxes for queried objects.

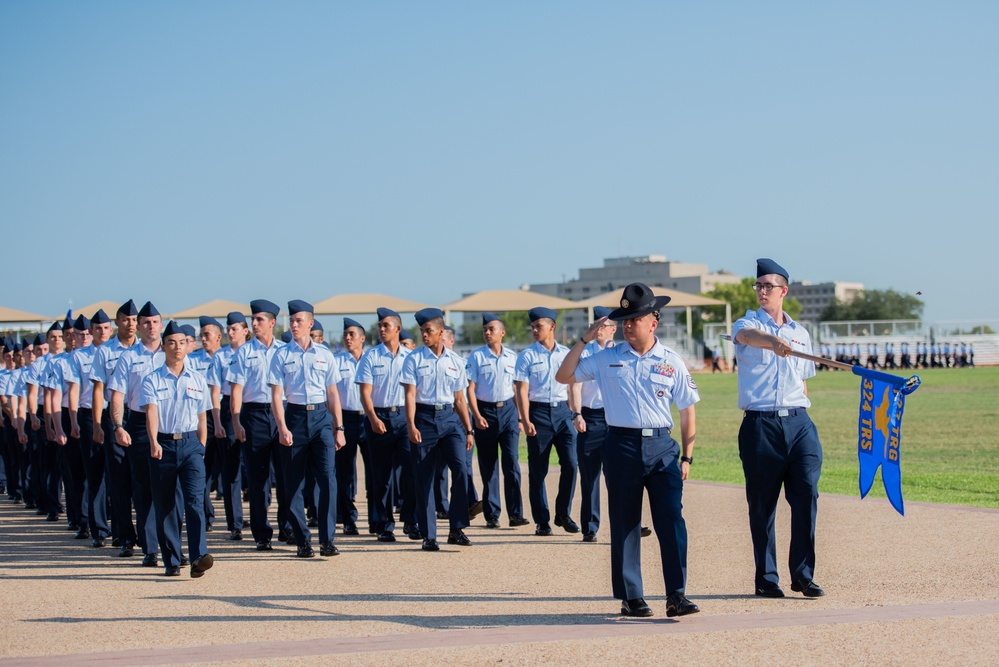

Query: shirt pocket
[648,372,673,401]
[444,366,461,391]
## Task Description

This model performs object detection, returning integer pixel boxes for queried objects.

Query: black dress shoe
[485,518,500,529]
[75,528,90,540]
[755,586,786,598]
[24,501,37,510]
[118,544,135,557]
[582,532,597,543]
[229,530,243,541]
[141,553,158,567]
[791,580,825,597]
[403,523,422,540]
[554,514,580,533]
[666,591,700,617]
[112,537,121,547]
[46,512,59,522]
[641,526,652,538]
[447,530,472,546]
[205,523,214,533]
[377,531,396,543]
[68,521,79,531]
[279,530,296,545]
[509,516,530,527]
[190,553,214,578]
[164,566,181,577]
[255,540,273,551]
[621,598,654,617]
[468,501,483,519]
[92,537,106,548]
[320,542,340,557]
[435,510,450,520]
[535,524,553,536]
[180,556,189,566]
[421,538,440,552]
[367,525,377,534]
[342,524,359,536]
[297,544,315,558]
[307,517,318,528]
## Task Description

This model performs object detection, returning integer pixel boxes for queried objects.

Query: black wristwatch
[571,412,581,419]
[680,456,693,465]
[335,426,345,432]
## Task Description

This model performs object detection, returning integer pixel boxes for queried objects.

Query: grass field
[520,366,999,509]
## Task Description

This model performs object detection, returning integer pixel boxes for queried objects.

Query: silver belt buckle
[552,401,560,407]
[496,401,504,407]
[778,409,789,417]
[306,404,316,411]
[434,403,445,410]
[641,428,653,437]
[172,433,183,440]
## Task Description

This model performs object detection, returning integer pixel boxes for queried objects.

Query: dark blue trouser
[3,422,21,499]
[42,437,62,516]
[525,402,577,526]
[411,406,469,541]
[79,409,110,538]
[335,411,367,527]
[126,412,159,555]
[603,427,687,600]
[24,409,43,506]
[150,434,208,568]
[474,401,523,521]
[577,406,607,536]
[281,404,337,547]
[202,417,217,525]
[60,411,87,528]
[739,410,822,589]
[240,403,291,544]
[219,396,244,532]
[104,411,135,545]
[365,408,415,534]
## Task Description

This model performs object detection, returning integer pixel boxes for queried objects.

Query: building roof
[441,290,582,313]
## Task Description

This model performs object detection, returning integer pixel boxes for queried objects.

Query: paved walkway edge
[3,599,997,666]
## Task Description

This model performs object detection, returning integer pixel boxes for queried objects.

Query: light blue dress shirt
[108,342,166,412]
[354,343,410,408]
[578,340,615,410]
[140,363,212,434]
[267,339,341,405]
[227,337,286,403]
[731,308,814,411]
[24,354,49,407]
[65,344,98,409]
[400,346,468,405]
[574,339,699,430]
[206,345,236,395]
[91,336,131,402]
[466,345,517,403]
[334,351,364,412]
[42,352,72,408]
[185,348,215,379]
[514,341,571,403]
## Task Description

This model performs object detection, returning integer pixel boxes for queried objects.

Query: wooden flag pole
[720,334,855,371]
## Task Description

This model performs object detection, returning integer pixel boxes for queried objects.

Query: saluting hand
[581,317,608,344]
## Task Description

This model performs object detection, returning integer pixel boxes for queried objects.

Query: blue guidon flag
[855,367,921,515]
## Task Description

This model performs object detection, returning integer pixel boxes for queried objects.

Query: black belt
[243,401,271,411]
[478,400,510,409]
[344,409,366,417]
[157,431,197,442]
[286,402,326,412]
[581,406,605,417]
[529,400,564,409]
[415,403,452,413]
[744,408,807,419]
[608,426,671,438]
[374,406,403,417]
[78,407,93,415]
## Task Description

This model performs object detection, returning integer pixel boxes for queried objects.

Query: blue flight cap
[33,334,46,346]
[138,301,160,318]
[376,307,399,321]
[756,258,789,281]
[288,299,314,315]
[482,312,502,326]
[91,309,111,324]
[180,324,197,338]
[22,337,33,348]
[593,306,613,319]
[528,307,558,323]
[73,315,91,331]
[399,329,414,342]
[343,317,364,332]
[48,321,63,333]
[250,299,280,316]
[199,316,223,330]
[117,299,138,317]
[414,308,445,326]
[162,320,184,338]
[443,325,455,333]
[62,316,73,330]
[226,311,247,326]
[281,330,293,343]
[311,320,323,332]
[11,341,22,353]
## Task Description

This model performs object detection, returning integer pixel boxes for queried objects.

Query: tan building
[790,281,865,323]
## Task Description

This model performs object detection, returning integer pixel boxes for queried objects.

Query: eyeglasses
[753,283,784,293]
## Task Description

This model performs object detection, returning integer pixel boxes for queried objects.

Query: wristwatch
[335,426,345,432]
[571,412,581,419]
[680,456,693,465]
[113,423,123,431]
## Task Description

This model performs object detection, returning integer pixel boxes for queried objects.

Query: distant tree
[820,289,924,322]
[689,278,801,339]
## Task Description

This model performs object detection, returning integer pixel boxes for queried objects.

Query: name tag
[186,386,204,400]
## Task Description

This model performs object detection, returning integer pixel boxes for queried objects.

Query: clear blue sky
[2,2,995,323]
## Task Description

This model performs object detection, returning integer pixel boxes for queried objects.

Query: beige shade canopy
[0,305,48,323]
[573,287,726,309]
[312,293,432,315]
[59,301,125,321]
[440,290,583,313]
[168,299,253,319]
